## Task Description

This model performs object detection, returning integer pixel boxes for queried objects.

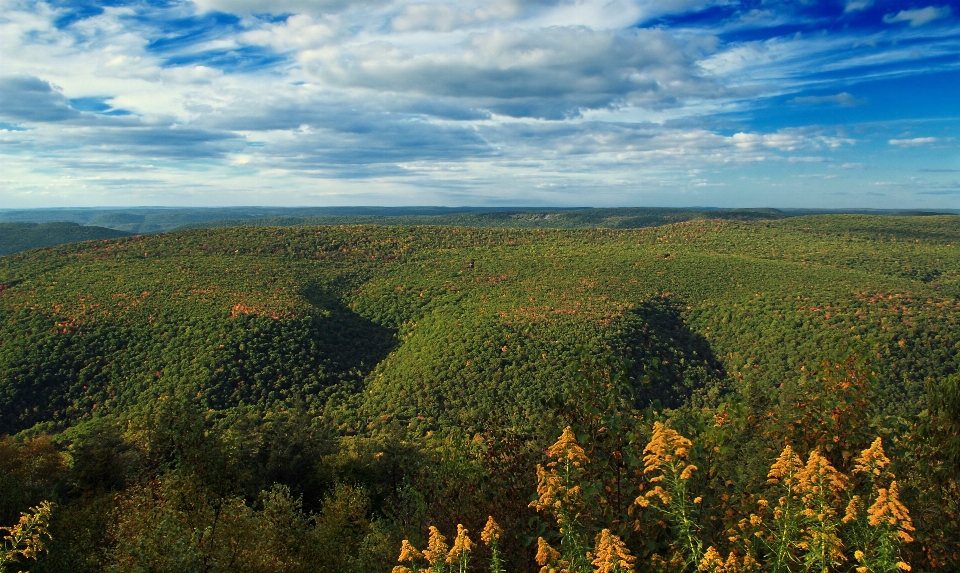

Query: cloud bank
[0,0,958,208]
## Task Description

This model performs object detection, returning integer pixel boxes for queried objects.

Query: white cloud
[240,14,342,51]
[191,0,389,16]
[844,0,872,13]
[391,0,545,33]
[788,92,864,107]
[889,137,938,146]
[0,0,957,209]
[301,26,719,118]
[883,6,952,27]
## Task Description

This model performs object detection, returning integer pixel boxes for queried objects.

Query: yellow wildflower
[446,524,474,565]
[693,497,703,504]
[530,427,588,526]
[866,481,914,538]
[643,422,693,475]
[796,448,848,500]
[423,526,449,566]
[547,426,590,467]
[724,551,740,573]
[854,550,865,560]
[680,464,698,480]
[393,567,412,573]
[536,537,561,566]
[640,485,671,505]
[896,561,912,571]
[698,546,724,572]
[0,501,55,565]
[854,437,892,478]
[767,445,803,488]
[480,515,503,544]
[857,568,867,573]
[398,539,423,563]
[843,495,862,524]
[592,529,636,573]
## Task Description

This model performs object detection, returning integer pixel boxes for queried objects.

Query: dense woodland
[1,215,958,572]
[0,223,131,257]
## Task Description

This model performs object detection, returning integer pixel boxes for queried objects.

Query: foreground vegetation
[0,215,958,571]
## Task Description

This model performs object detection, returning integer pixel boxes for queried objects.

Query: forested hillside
[0,222,131,256]
[1,215,958,572]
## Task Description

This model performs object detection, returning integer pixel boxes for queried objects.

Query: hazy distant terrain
[2,207,957,254]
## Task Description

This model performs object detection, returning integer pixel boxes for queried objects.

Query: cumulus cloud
[240,14,342,51]
[302,27,719,118]
[191,0,390,16]
[0,76,80,122]
[889,137,938,146]
[788,92,865,107]
[883,6,952,27]
[391,0,562,32]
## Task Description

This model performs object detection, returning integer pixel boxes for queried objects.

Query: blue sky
[1,0,958,208]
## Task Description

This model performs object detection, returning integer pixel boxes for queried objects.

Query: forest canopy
[0,214,958,572]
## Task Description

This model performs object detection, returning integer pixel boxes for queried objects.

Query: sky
[1,0,958,208]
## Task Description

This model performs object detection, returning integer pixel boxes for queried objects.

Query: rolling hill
[0,215,958,572]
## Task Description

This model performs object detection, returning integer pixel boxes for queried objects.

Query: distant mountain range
[2,206,958,256]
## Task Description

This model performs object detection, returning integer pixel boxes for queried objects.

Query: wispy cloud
[889,137,938,147]
[788,93,865,107]
[883,6,952,28]
[844,0,873,14]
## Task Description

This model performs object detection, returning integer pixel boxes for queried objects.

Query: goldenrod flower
[530,427,590,529]
[896,561,912,571]
[536,537,560,566]
[446,524,474,565]
[854,437,892,478]
[0,501,55,565]
[796,448,848,500]
[423,526,449,566]
[393,567,412,573]
[680,464,698,480]
[843,495,862,524]
[643,422,693,475]
[866,481,914,538]
[547,426,590,468]
[723,551,740,573]
[698,546,724,572]
[767,445,803,488]
[480,515,503,545]
[592,529,636,573]
[398,539,423,563]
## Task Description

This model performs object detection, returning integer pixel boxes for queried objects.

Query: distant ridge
[0,222,131,257]
[1,206,956,242]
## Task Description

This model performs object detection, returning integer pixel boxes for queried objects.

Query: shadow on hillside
[611,298,726,410]
[300,284,398,383]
